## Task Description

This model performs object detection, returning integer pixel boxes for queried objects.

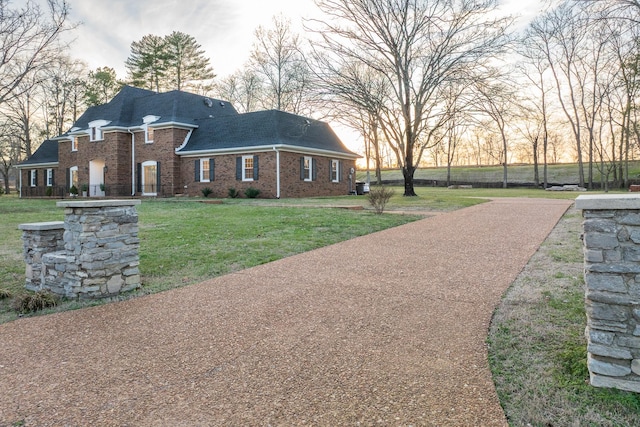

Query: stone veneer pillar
[19,200,142,299]
[576,194,640,393]
[18,221,65,291]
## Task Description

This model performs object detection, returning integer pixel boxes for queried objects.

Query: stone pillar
[19,200,142,300]
[55,200,142,299]
[576,194,640,393]
[18,221,65,291]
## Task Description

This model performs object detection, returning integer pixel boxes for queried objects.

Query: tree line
[1,0,640,195]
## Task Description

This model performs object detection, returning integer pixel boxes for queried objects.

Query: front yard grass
[0,194,428,323]
[488,208,640,426]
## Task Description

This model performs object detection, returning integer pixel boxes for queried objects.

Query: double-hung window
[200,159,210,182]
[46,169,54,187]
[331,160,340,182]
[90,126,103,142]
[71,137,78,152]
[243,156,254,181]
[30,170,37,187]
[303,156,312,182]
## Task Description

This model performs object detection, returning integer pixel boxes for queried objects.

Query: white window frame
[145,124,154,144]
[303,156,312,182]
[90,126,103,142]
[46,168,53,187]
[30,170,37,187]
[71,137,78,152]
[200,158,210,183]
[331,160,340,183]
[69,166,78,189]
[142,160,158,196]
[242,155,254,182]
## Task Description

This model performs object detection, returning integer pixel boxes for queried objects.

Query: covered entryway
[89,159,106,197]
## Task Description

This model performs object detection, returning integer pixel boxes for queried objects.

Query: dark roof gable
[179,110,357,157]
[63,86,237,133]
[18,139,58,166]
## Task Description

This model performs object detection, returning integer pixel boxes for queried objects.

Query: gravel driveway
[0,198,573,426]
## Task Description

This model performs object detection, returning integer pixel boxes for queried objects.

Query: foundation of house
[576,194,640,393]
[19,200,141,299]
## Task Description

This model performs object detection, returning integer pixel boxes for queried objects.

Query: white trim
[69,166,79,190]
[46,168,54,187]
[303,156,312,182]
[177,143,360,160]
[141,160,158,196]
[200,158,210,182]
[29,170,37,187]
[242,155,254,182]
[15,162,58,170]
[174,129,193,152]
[331,159,340,183]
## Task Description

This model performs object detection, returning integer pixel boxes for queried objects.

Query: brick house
[17,86,359,198]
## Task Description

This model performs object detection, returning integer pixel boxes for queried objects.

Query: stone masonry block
[586,274,626,293]
[590,373,640,393]
[588,343,633,360]
[584,232,620,250]
[587,301,628,322]
[588,354,632,376]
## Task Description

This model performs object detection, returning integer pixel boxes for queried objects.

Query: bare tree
[41,56,86,137]
[0,0,72,106]
[250,15,312,114]
[472,80,517,188]
[309,0,511,196]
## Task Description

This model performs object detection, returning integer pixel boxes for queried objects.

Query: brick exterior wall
[22,128,356,199]
[181,151,355,198]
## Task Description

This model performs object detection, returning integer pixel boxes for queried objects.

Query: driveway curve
[0,198,573,426]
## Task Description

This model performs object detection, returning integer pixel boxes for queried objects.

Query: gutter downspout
[19,169,22,198]
[128,129,135,196]
[273,146,280,198]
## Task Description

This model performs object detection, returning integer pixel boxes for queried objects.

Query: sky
[21,0,545,153]
[54,0,544,79]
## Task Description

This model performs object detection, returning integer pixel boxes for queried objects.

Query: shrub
[201,187,213,198]
[12,291,58,314]
[244,187,261,198]
[367,186,395,214]
[69,185,78,196]
[45,187,53,197]
[228,187,240,198]
[0,288,12,299]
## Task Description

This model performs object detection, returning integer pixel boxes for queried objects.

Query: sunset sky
[59,0,544,79]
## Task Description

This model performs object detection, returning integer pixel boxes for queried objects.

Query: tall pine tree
[125,32,215,93]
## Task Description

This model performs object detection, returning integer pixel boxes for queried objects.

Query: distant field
[357,162,640,186]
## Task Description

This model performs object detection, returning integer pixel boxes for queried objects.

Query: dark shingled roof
[18,139,58,166]
[64,86,237,132]
[179,110,357,156]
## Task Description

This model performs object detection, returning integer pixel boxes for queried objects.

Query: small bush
[0,288,12,299]
[12,291,58,314]
[45,187,53,197]
[228,187,240,198]
[367,186,395,214]
[69,185,78,195]
[244,187,261,198]
[201,187,213,198]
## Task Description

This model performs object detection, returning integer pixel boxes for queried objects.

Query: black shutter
[329,161,333,182]
[51,169,55,186]
[300,157,305,180]
[156,162,161,195]
[34,170,38,186]
[337,161,341,182]
[312,158,317,181]
[66,168,70,189]
[253,155,259,180]
[236,157,242,180]
[194,159,200,182]
[136,163,142,193]
[209,158,215,181]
